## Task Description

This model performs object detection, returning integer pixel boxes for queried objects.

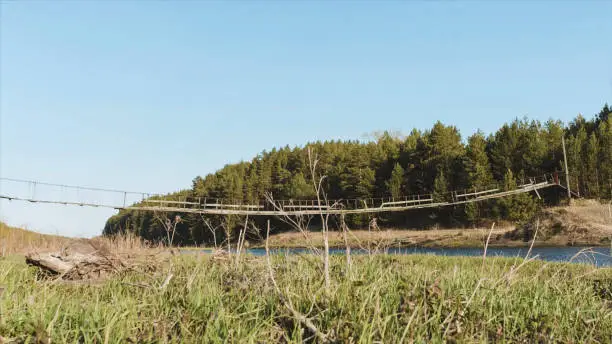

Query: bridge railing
[1,171,566,213]
[129,171,562,212]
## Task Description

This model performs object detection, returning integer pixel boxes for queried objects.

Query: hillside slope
[0,222,68,256]
[507,201,612,246]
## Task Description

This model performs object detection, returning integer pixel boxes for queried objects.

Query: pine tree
[386,163,405,198]
[465,131,494,190]
[355,167,376,199]
[257,158,273,198]
[487,122,519,181]
[433,171,449,202]
[244,164,258,203]
[585,133,600,197]
[272,156,292,198]
[596,118,612,199]
[464,202,479,226]
[521,120,548,176]
[498,169,538,223]
[426,122,465,186]
[567,127,587,196]
[596,104,610,127]
[286,172,315,199]
[543,120,564,172]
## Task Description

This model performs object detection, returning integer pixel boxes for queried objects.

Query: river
[220,246,612,267]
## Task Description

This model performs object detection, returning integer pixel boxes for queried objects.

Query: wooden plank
[144,199,200,205]
[380,198,433,207]
[519,181,549,189]
[203,204,263,209]
[455,188,499,198]
[282,205,331,209]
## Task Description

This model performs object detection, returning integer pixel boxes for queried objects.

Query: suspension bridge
[0,173,572,216]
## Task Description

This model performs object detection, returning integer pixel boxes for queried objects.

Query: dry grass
[89,232,162,255]
[263,226,515,249]
[0,221,159,257]
[507,201,612,246]
[567,199,612,226]
[0,222,69,256]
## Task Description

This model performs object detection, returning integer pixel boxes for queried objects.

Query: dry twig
[265,220,328,343]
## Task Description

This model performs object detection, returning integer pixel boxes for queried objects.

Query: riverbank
[260,202,612,249]
[261,227,516,249]
[1,254,610,342]
[260,227,611,250]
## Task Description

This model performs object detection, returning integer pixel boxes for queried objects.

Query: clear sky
[1,1,611,237]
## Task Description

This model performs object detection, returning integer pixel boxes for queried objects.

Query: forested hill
[103,105,611,245]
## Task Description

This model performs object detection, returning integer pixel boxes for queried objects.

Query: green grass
[1,254,611,343]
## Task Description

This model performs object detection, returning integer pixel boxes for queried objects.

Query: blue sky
[1,1,611,237]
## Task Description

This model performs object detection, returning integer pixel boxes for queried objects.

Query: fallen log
[25,252,77,275]
[25,239,163,281]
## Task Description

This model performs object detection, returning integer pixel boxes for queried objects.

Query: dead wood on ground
[25,239,168,281]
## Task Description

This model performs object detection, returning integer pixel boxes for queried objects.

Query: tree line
[103,105,611,245]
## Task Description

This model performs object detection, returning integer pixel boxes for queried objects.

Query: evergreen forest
[103,105,612,245]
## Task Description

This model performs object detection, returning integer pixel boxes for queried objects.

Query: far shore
[247,227,611,249]
[193,202,612,250]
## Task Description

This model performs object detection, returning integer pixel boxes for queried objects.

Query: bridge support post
[561,134,572,203]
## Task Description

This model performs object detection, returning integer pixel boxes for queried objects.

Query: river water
[236,246,612,267]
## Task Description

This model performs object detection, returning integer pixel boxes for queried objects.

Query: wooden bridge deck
[124,181,555,216]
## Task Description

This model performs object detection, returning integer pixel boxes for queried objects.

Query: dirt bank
[506,199,612,246]
[262,201,612,248]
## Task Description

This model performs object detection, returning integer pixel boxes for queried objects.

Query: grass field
[1,253,611,343]
[1,202,611,343]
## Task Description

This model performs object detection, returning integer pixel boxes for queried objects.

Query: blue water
[195,246,612,267]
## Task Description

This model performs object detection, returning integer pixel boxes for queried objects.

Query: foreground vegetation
[1,252,611,343]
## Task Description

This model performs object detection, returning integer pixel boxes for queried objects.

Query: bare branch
[340,213,351,276]
[200,215,221,249]
[265,192,321,255]
[265,220,328,343]
[235,215,249,265]
[481,222,495,272]
[154,212,180,247]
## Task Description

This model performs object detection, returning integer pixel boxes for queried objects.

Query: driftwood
[25,240,163,281]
